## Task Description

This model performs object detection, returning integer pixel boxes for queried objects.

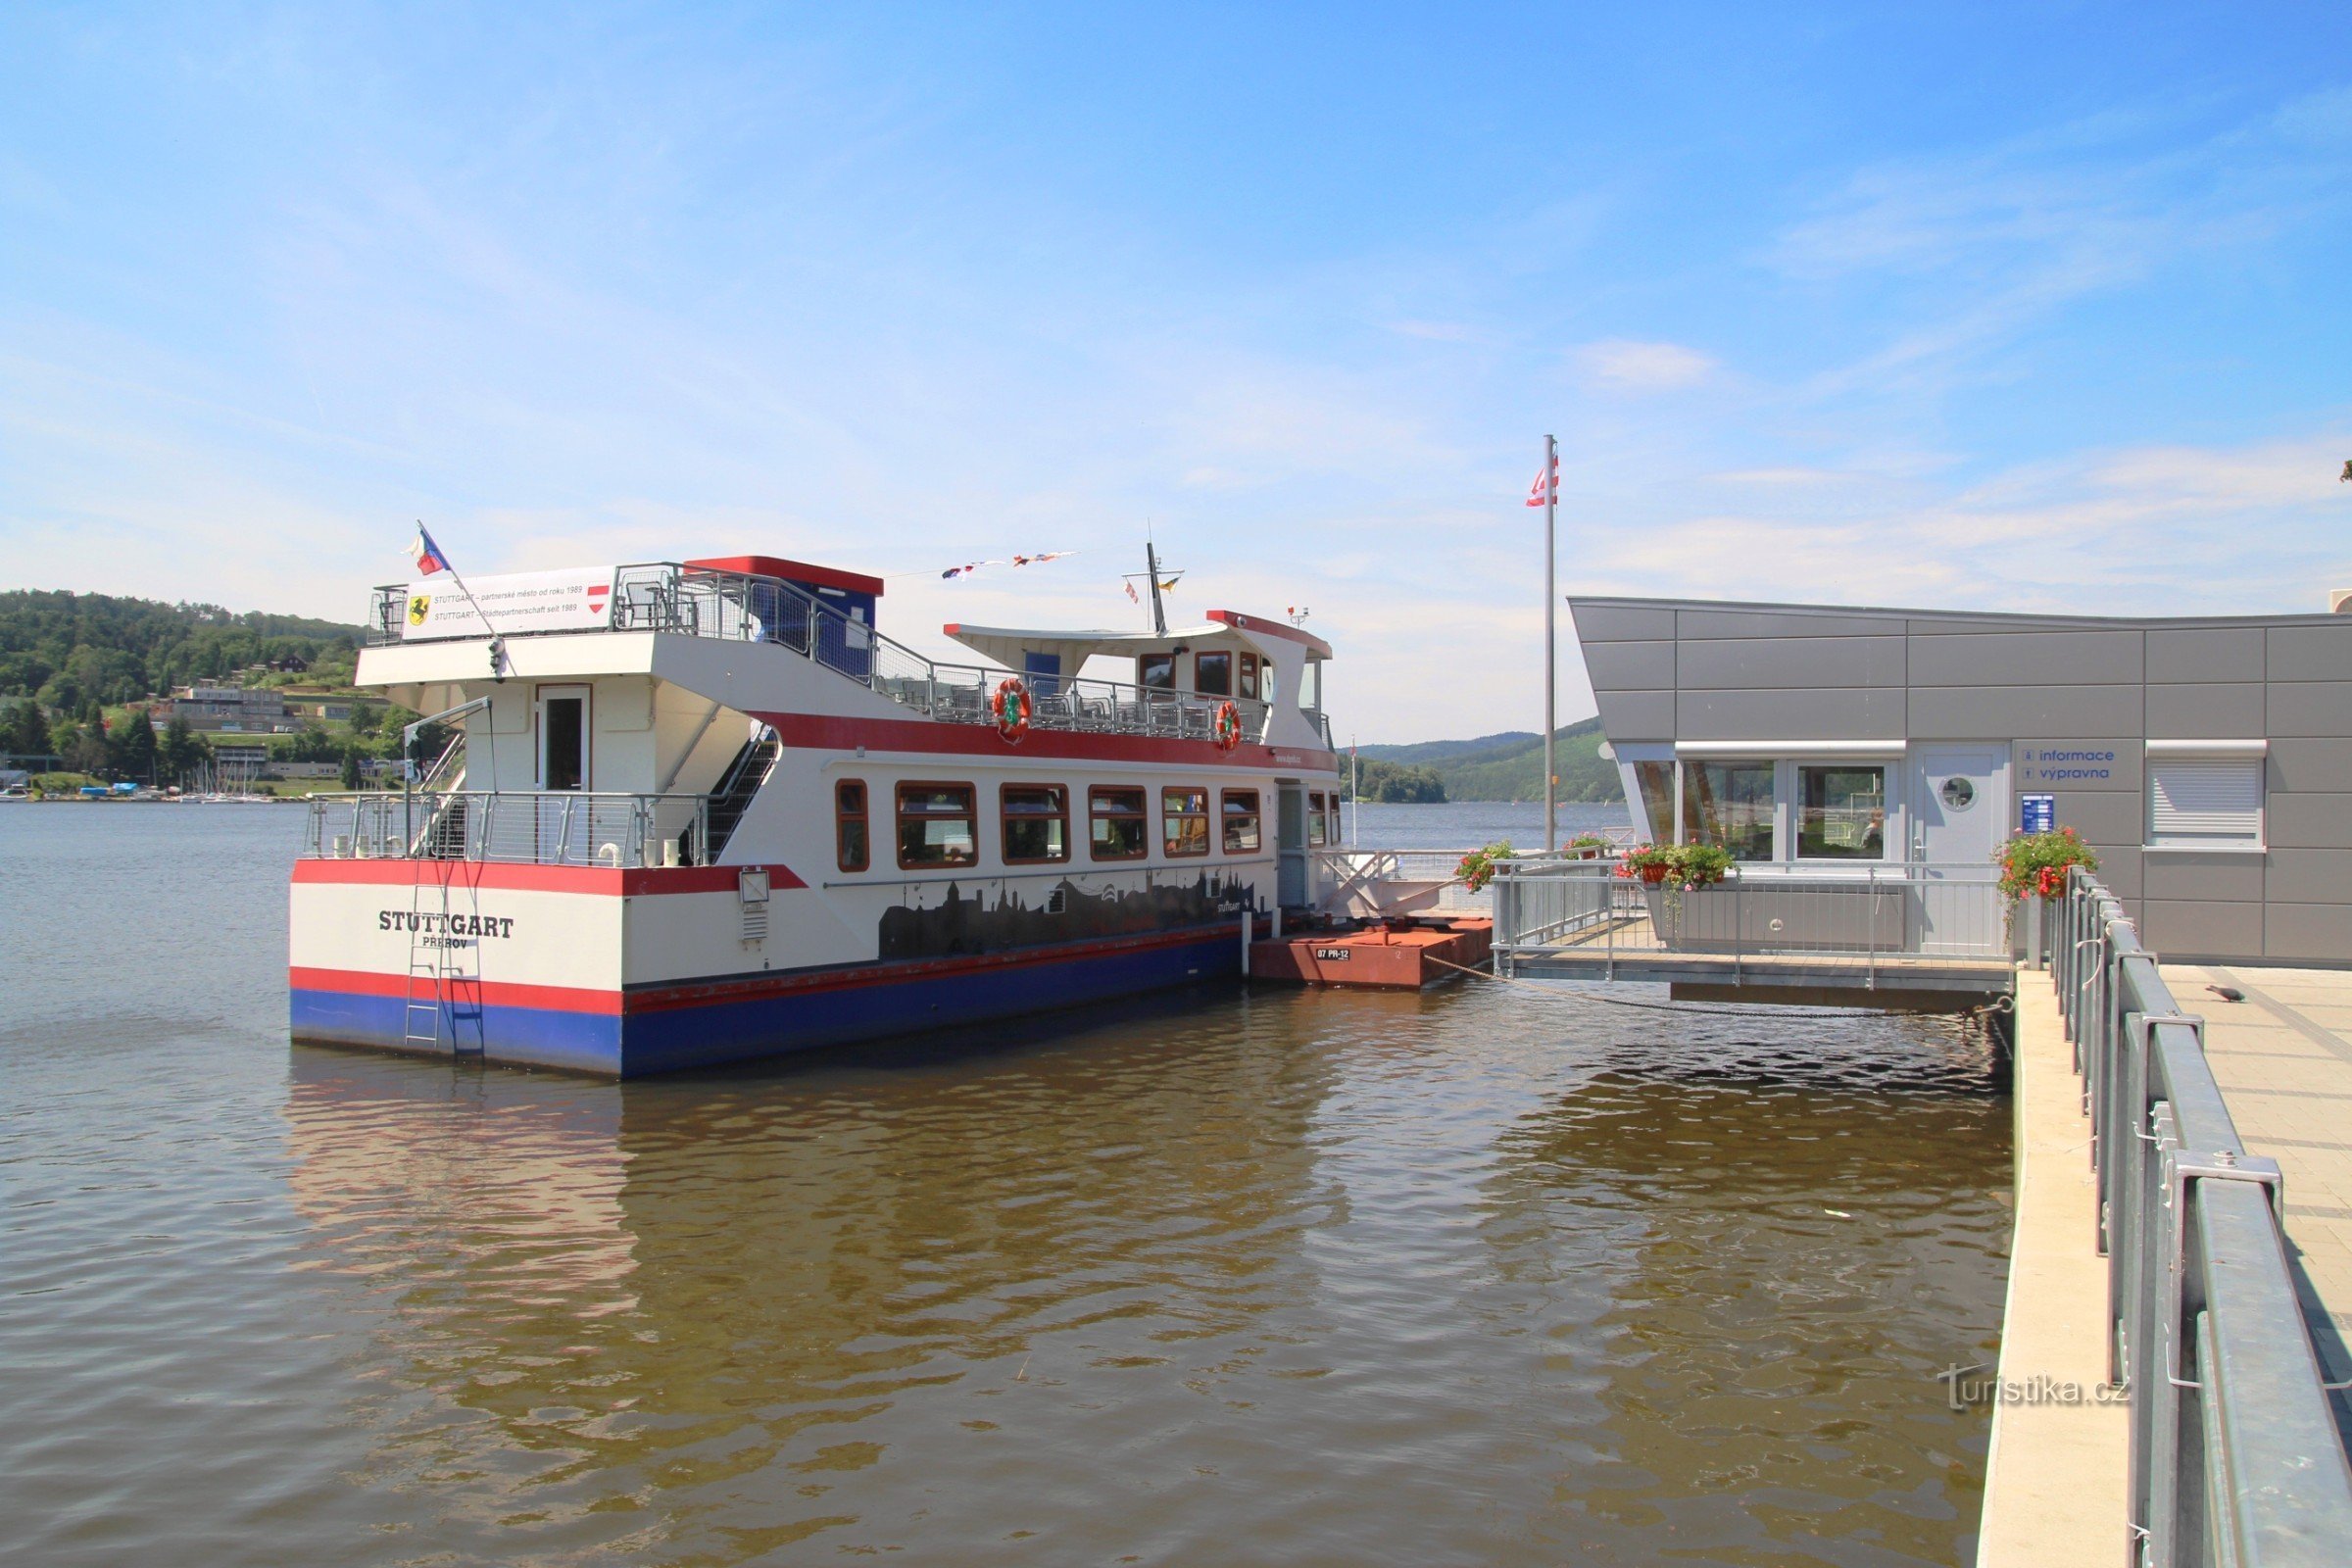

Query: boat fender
[991,677,1032,745]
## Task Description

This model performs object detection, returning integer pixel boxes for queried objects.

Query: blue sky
[4,4,2350,739]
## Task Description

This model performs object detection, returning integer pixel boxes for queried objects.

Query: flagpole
[417,523,509,681]
[1544,434,1557,854]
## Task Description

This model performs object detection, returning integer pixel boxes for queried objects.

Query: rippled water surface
[2,805,2009,1565]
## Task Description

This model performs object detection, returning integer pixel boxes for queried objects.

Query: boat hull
[290,923,1245,1077]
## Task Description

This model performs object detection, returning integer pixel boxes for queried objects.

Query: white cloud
[1573,338,1717,392]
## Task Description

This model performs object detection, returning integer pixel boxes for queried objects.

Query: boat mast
[1145,539,1168,638]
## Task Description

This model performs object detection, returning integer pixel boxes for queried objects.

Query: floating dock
[1250,918,1493,989]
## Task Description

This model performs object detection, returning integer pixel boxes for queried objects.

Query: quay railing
[301,790,710,868]
[2050,869,2352,1565]
[1490,859,2008,974]
[369,561,1325,748]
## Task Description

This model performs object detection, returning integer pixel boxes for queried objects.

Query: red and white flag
[1524,453,1558,509]
[1124,581,1140,604]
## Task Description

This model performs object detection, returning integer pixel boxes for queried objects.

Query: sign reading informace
[400,566,617,641]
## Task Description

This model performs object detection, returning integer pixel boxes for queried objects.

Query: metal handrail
[368,561,1302,747]
[2050,867,2352,1565]
[299,790,710,868]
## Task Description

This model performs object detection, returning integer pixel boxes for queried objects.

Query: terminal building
[1573,595,2352,967]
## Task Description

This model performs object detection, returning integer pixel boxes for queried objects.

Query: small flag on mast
[411,523,451,576]
[1125,581,1140,604]
[1524,453,1558,509]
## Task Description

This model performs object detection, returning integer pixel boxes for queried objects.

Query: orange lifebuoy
[1211,700,1243,752]
[991,677,1031,744]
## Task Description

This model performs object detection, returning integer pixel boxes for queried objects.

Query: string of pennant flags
[935,551,1078,580]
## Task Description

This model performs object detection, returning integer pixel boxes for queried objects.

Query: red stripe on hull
[755,710,1336,770]
[288,964,623,1014]
[290,860,807,895]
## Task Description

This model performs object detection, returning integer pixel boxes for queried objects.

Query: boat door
[534,684,592,860]
[1277,782,1307,906]
[1907,744,2007,954]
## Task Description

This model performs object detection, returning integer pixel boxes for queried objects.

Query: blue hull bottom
[291,928,1243,1078]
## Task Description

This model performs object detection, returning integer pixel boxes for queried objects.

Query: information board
[2019,793,2056,834]
[399,566,617,641]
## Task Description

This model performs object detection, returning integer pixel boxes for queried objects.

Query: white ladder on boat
[400,876,484,1056]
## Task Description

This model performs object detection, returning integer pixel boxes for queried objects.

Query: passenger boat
[289,554,1345,1076]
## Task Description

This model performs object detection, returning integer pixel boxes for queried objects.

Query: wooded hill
[1356,717,1621,804]
[0,590,365,711]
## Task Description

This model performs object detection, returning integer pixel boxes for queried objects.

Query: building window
[1163,786,1210,857]
[1796,765,1887,859]
[1239,654,1260,702]
[1138,653,1176,690]
[897,783,978,868]
[1681,761,1774,860]
[1222,789,1261,854]
[836,780,869,872]
[1306,790,1327,848]
[1195,651,1232,696]
[1002,783,1069,863]
[2148,758,2264,847]
[1090,786,1149,860]
[1632,760,1675,843]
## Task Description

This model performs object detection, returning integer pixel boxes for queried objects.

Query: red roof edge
[1208,610,1333,659]
[685,556,886,597]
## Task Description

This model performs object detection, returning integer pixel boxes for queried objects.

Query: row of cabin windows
[1137,650,1263,700]
[834,781,1266,873]
[1304,789,1341,847]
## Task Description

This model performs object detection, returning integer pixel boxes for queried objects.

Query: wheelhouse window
[1090,786,1149,860]
[1238,653,1260,701]
[1138,653,1176,690]
[836,780,869,872]
[1681,761,1773,861]
[1796,765,1886,859]
[1002,783,1069,863]
[1306,791,1328,848]
[1195,651,1232,697]
[1163,786,1210,857]
[897,783,977,869]
[1222,789,1261,854]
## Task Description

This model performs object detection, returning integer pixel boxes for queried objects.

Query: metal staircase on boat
[702,726,780,863]
[400,877,484,1057]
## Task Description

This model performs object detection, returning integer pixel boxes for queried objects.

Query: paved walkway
[1977,967,2128,1566]
[2162,961,2352,1432]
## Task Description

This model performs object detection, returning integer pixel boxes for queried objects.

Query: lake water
[1,803,2009,1565]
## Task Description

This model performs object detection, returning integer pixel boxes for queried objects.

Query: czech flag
[411,523,451,577]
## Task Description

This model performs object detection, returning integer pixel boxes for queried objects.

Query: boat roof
[945,611,1332,667]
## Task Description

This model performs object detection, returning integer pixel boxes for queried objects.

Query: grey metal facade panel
[2262,681,2352,737]
[1581,639,1678,692]
[1675,609,1905,640]
[1902,616,2090,635]
[1673,636,1907,691]
[2265,849,2352,906]
[2265,902,2352,964]
[2036,789,2145,848]
[2141,900,2266,961]
[2015,738,2140,792]
[2147,626,2266,684]
[2267,623,2352,683]
[2268,738,2352,793]
[1596,689,1676,742]
[1906,629,2144,687]
[1674,687,1909,741]
[2143,851,2268,903]
[2096,846,2144,901]
[1568,603,1678,643]
[1908,684,2143,739]
[2264,793,2352,850]
[2144,682,2267,739]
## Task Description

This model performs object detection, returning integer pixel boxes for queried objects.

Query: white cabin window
[2147,758,2264,848]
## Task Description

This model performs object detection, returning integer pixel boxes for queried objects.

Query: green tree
[7,699,47,758]
[339,745,364,790]
[65,722,109,776]
[160,715,207,784]
[286,724,338,763]
[110,709,159,782]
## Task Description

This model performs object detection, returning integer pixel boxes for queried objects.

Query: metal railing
[1312,847,1487,916]
[2050,869,2352,1565]
[301,790,710,868]
[369,561,1317,747]
[1490,859,2008,968]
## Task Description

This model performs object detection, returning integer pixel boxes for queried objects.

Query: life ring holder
[1211,701,1243,752]
[991,677,1032,745]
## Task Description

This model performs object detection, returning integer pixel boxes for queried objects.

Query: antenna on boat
[1124,527,1182,637]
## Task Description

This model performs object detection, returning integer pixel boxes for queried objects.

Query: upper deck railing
[368,561,1333,749]
[2050,868,2352,1564]
[302,790,710,868]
